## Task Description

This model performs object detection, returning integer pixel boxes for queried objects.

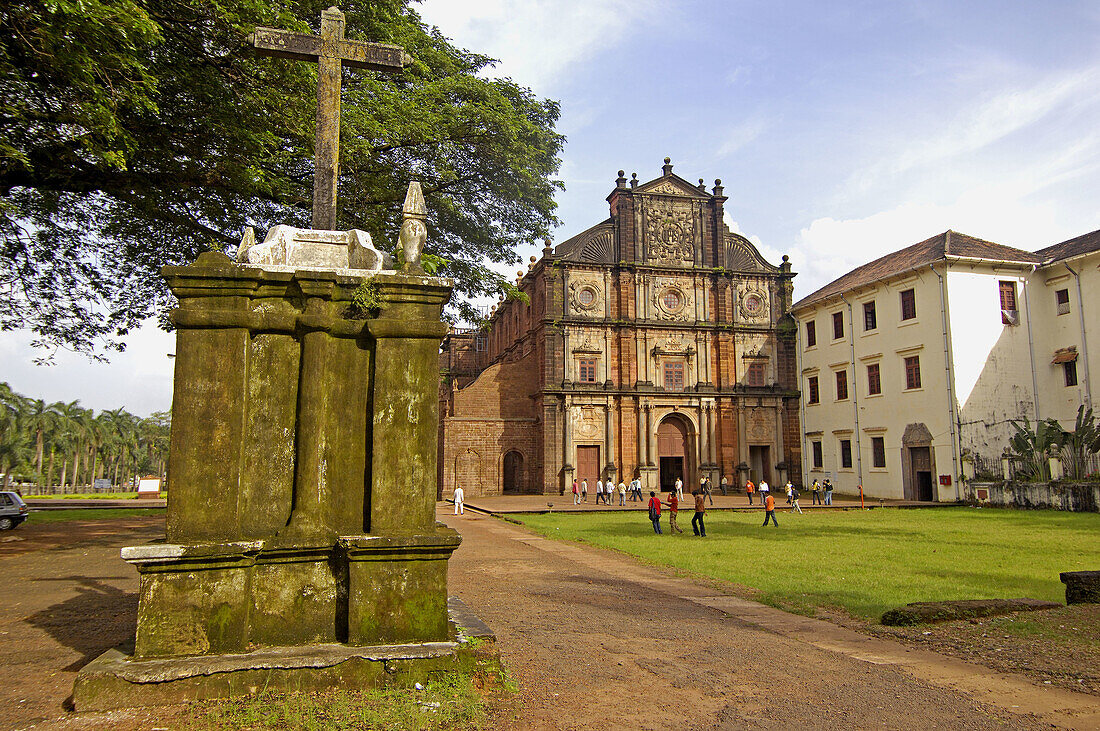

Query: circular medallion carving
[569,280,602,313]
[740,290,767,319]
[653,284,688,319]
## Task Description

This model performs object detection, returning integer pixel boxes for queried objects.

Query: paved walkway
[461,492,941,514]
[441,505,1100,730]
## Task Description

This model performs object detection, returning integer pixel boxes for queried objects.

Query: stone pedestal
[74,247,494,710]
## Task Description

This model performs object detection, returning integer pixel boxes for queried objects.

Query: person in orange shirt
[745,479,755,505]
[663,490,683,534]
[762,492,778,527]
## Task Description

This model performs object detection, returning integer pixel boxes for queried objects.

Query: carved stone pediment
[238,225,390,273]
[644,199,694,266]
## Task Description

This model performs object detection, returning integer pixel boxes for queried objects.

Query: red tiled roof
[1035,228,1100,263]
[792,231,1041,311]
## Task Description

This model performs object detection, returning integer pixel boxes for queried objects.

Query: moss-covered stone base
[73,598,499,712]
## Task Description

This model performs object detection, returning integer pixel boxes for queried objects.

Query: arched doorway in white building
[656,415,694,494]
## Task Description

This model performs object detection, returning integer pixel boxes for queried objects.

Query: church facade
[438,159,801,498]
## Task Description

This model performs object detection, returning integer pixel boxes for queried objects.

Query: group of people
[647,487,708,537]
[572,477,649,505]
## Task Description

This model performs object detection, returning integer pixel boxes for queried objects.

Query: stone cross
[251,6,412,230]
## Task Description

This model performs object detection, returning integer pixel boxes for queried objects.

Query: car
[0,491,29,530]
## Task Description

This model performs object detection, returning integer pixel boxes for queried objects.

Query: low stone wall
[965,480,1099,512]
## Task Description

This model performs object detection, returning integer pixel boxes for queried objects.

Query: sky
[4,0,1099,416]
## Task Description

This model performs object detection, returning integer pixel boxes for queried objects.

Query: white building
[791,229,1098,501]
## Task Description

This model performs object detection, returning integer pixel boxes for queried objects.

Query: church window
[866,363,881,395]
[832,311,844,339]
[999,281,1018,325]
[1056,288,1070,315]
[840,439,852,469]
[578,358,597,383]
[475,334,487,352]
[807,376,819,404]
[904,356,922,390]
[578,287,597,307]
[662,290,682,311]
[747,362,766,387]
[811,441,823,469]
[900,289,916,321]
[663,361,685,391]
[835,369,848,400]
[805,320,817,347]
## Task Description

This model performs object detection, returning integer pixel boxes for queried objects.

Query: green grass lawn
[516,507,1100,620]
[26,508,165,523]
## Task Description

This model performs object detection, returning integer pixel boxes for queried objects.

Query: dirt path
[441,509,1100,730]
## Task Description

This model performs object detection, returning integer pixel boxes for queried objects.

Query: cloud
[716,117,768,159]
[851,68,1100,193]
[416,0,658,92]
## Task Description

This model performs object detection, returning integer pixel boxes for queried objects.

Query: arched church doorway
[657,416,693,494]
[503,450,523,494]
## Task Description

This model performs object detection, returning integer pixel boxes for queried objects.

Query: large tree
[1,0,564,358]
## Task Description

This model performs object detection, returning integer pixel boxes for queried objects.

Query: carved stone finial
[616,170,627,188]
[712,178,724,197]
[662,157,673,176]
[399,181,427,273]
[698,178,706,190]
[236,226,256,262]
[630,173,638,188]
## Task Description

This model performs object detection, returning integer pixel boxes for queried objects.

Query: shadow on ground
[26,577,137,672]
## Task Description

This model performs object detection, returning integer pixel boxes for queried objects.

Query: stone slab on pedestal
[1061,570,1100,604]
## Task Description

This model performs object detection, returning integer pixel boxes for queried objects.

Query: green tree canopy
[1,0,564,357]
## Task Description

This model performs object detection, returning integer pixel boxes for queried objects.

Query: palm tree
[22,398,59,486]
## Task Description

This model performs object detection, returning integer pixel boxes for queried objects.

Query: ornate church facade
[438,159,801,498]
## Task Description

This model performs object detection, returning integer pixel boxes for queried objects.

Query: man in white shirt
[758,479,770,504]
[595,479,605,504]
[453,486,465,515]
[674,477,683,501]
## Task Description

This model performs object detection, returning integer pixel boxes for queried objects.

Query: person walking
[691,490,707,537]
[824,478,834,505]
[758,479,770,506]
[762,492,778,527]
[647,491,663,534]
[674,476,684,502]
[581,479,588,503]
[784,481,793,505]
[811,479,821,506]
[720,476,729,496]
[572,479,580,505]
[789,483,803,514]
[664,490,683,534]
[629,478,640,502]
[453,485,465,515]
[745,478,755,505]
[703,476,713,505]
[618,480,627,506]
[595,479,605,505]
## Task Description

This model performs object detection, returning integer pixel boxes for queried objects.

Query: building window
[806,320,817,347]
[1064,360,1078,387]
[867,363,881,395]
[747,362,766,387]
[662,290,682,310]
[863,301,877,331]
[475,334,488,352]
[812,441,823,469]
[999,281,1018,325]
[840,439,853,469]
[904,355,922,390]
[663,361,685,391]
[900,289,916,321]
[835,369,848,400]
[578,287,597,307]
[872,436,886,468]
[578,358,597,383]
[807,376,819,404]
[832,311,844,339]
[1056,289,1070,316]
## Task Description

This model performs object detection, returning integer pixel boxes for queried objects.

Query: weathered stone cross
[251,6,412,230]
